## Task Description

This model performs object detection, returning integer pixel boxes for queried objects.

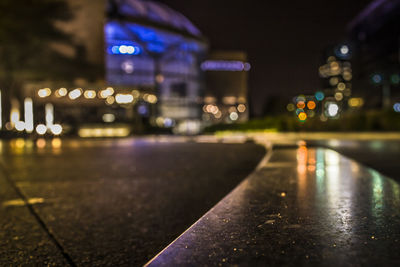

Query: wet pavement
[2,135,400,266]
[0,138,265,266]
[147,146,400,266]
[307,139,400,183]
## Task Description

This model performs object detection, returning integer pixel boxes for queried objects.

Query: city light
[0,91,2,130]
[155,74,164,83]
[106,96,115,105]
[131,90,140,98]
[287,103,295,112]
[393,103,400,113]
[45,103,54,128]
[102,114,116,123]
[334,92,344,101]
[337,82,346,91]
[163,118,173,127]
[296,108,304,115]
[237,104,246,113]
[229,112,239,121]
[343,71,352,81]
[348,98,364,108]
[156,117,165,127]
[296,95,306,102]
[24,98,34,133]
[298,112,307,121]
[330,61,340,74]
[201,60,251,72]
[15,121,25,131]
[10,107,20,127]
[84,90,96,99]
[329,77,339,86]
[297,101,306,109]
[315,91,325,101]
[144,94,157,104]
[100,87,114,98]
[372,74,383,84]
[222,96,237,105]
[55,88,68,97]
[36,124,47,135]
[69,88,83,100]
[138,104,148,115]
[78,127,131,138]
[110,45,141,55]
[50,124,62,135]
[121,61,134,74]
[38,88,51,98]
[307,110,316,117]
[307,101,316,110]
[340,45,349,55]
[115,94,134,104]
[391,74,400,85]
[326,103,339,117]
[205,104,219,114]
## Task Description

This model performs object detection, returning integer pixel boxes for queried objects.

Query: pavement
[0,137,265,266]
[307,139,400,183]
[1,134,400,266]
[147,145,400,266]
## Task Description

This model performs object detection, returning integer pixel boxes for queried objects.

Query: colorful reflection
[369,169,384,218]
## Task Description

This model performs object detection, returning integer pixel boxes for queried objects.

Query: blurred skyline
[159,0,373,115]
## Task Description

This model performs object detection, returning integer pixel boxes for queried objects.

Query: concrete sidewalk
[0,167,68,265]
[146,146,400,266]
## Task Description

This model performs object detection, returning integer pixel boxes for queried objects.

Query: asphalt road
[0,138,265,266]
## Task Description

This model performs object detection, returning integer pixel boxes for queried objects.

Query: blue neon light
[201,60,251,72]
[393,103,400,113]
[109,45,141,55]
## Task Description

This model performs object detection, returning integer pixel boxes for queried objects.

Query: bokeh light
[315,91,325,101]
[84,90,96,99]
[36,124,47,135]
[372,74,383,84]
[38,88,51,98]
[348,98,364,108]
[393,103,400,112]
[287,103,295,112]
[391,74,400,85]
[307,100,316,110]
[69,88,83,100]
[298,112,307,121]
[326,103,339,117]
[297,101,306,109]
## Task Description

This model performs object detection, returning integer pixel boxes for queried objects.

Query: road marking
[2,198,45,207]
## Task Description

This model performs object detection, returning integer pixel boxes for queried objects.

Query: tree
[0,0,93,125]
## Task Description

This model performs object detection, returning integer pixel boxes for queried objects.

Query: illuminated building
[348,0,400,109]
[105,0,207,133]
[202,51,250,124]
[17,0,208,135]
[316,45,353,118]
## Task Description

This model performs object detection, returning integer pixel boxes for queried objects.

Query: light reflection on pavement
[147,145,400,266]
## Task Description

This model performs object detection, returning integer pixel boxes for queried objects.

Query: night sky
[158,0,373,116]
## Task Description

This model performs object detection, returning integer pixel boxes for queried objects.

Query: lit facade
[10,0,208,136]
[105,0,208,133]
[201,51,250,124]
